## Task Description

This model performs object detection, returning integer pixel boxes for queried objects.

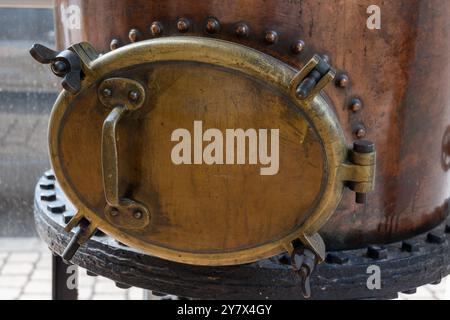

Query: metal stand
[52,254,78,300]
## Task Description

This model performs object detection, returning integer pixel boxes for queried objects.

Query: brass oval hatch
[47,37,362,266]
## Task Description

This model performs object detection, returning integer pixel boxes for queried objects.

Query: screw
[150,21,163,37]
[235,23,250,38]
[205,17,220,34]
[350,97,363,112]
[102,88,112,98]
[264,30,278,44]
[110,208,119,217]
[367,245,388,260]
[291,40,305,54]
[128,90,140,102]
[110,39,120,51]
[128,29,140,43]
[336,74,349,88]
[133,210,143,219]
[177,18,190,33]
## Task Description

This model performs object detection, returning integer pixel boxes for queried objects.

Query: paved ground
[0,237,449,300]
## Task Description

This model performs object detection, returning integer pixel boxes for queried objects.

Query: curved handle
[99,78,150,230]
[102,106,126,207]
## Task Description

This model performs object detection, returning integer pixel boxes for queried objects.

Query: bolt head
[264,30,278,44]
[205,17,220,34]
[355,127,366,139]
[336,74,349,88]
[52,60,68,76]
[292,40,305,54]
[128,29,139,42]
[110,208,119,217]
[150,21,163,37]
[110,39,120,51]
[235,23,249,38]
[133,210,143,219]
[350,98,363,112]
[177,18,190,33]
[128,90,140,102]
[102,88,112,98]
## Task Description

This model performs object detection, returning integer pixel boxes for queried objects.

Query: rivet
[110,39,120,51]
[291,40,305,54]
[47,203,66,214]
[264,30,278,44]
[39,182,55,190]
[355,126,366,139]
[40,192,56,202]
[350,98,363,112]
[177,18,190,33]
[110,208,119,217]
[102,88,112,98]
[367,245,388,260]
[133,210,143,219]
[44,170,55,180]
[128,90,140,102]
[336,74,349,88]
[401,240,420,253]
[325,253,349,265]
[235,23,250,38]
[128,29,140,43]
[205,17,220,34]
[427,232,446,244]
[150,21,163,37]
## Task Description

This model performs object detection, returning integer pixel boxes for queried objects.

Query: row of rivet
[110,18,307,56]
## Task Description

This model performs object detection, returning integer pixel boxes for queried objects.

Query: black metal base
[35,172,450,300]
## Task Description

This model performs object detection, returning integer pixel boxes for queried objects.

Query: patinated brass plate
[49,37,348,265]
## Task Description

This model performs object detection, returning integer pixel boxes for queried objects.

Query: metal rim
[48,37,348,265]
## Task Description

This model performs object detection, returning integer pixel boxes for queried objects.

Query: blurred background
[0,0,448,300]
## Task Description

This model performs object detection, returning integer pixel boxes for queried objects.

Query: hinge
[340,140,376,204]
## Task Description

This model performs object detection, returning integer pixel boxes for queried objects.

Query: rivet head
[336,74,349,88]
[355,126,366,139]
[264,30,278,44]
[110,208,119,217]
[291,40,305,54]
[205,17,220,34]
[128,29,140,43]
[128,90,140,102]
[102,88,112,98]
[150,21,163,37]
[133,210,143,219]
[110,39,120,51]
[177,18,190,33]
[350,98,363,112]
[235,23,250,38]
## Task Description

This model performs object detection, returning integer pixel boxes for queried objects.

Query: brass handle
[102,106,126,207]
[99,78,150,229]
